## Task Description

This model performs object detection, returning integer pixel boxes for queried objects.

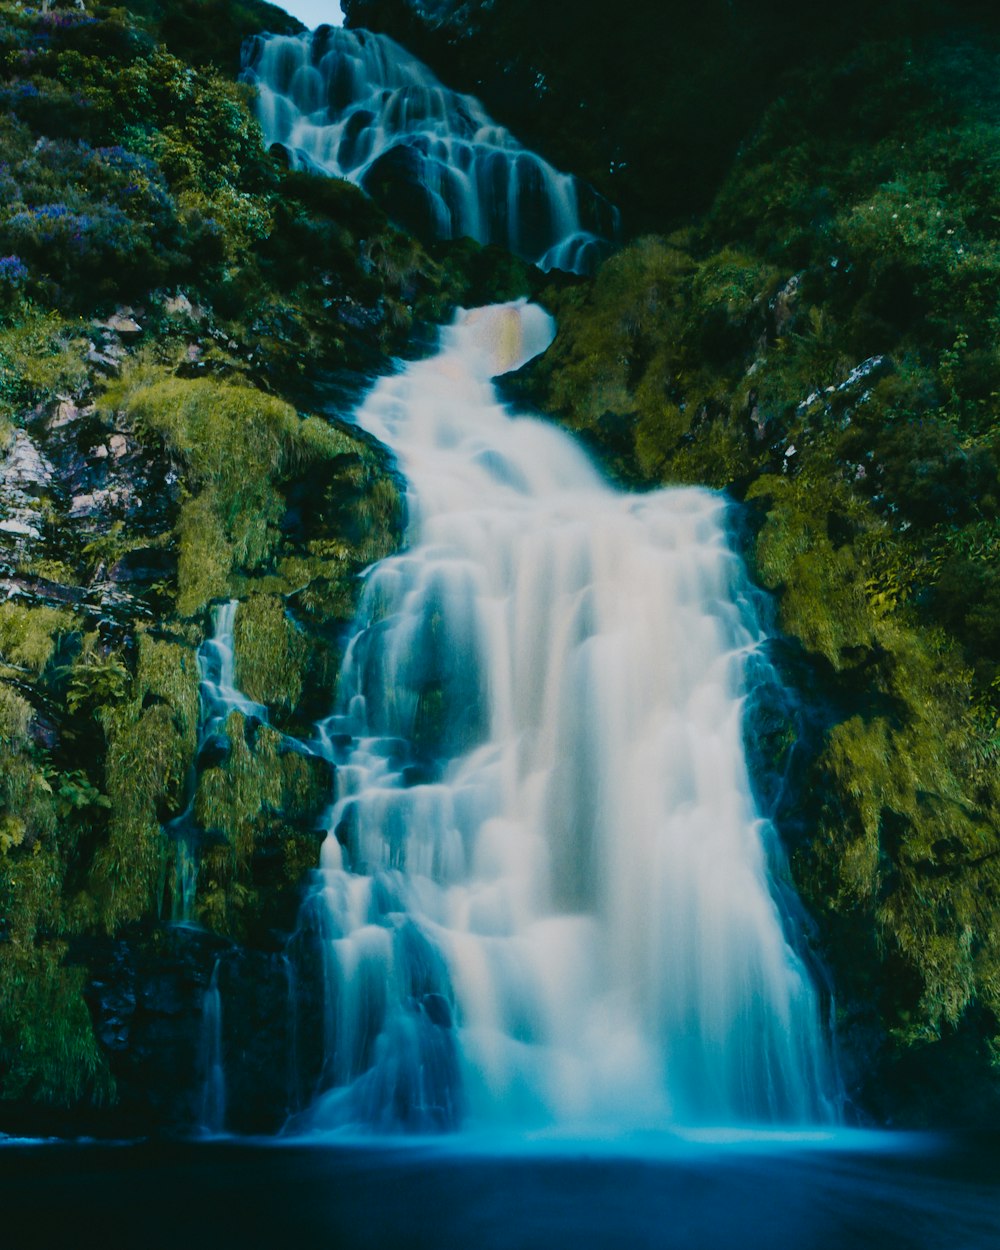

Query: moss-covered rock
[0,0,533,1132]
[233,594,304,713]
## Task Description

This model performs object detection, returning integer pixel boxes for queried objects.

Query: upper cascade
[240,25,619,274]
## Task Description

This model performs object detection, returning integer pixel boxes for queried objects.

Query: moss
[278,750,328,823]
[91,632,200,930]
[196,716,280,851]
[0,312,89,424]
[176,490,231,616]
[351,475,404,565]
[136,633,200,751]
[0,941,112,1106]
[193,714,281,934]
[233,593,304,713]
[107,371,298,564]
[0,683,32,746]
[187,708,331,937]
[0,683,56,855]
[0,681,112,1107]
[0,602,76,674]
[749,476,878,668]
[103,369,400,618]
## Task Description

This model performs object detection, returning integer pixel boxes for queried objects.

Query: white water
[293,301,837,1132]
[241,26,617,273]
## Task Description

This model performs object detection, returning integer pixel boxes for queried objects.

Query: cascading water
[199,600,271,738]
[240,26,618,274]
[290,301,839,1133]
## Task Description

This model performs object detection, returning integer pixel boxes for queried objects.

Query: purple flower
[0,256,29,287]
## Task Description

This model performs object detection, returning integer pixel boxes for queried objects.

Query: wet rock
[0,574,86,606]
[108,548,175,585]
[68,485,139,520]
[0,516,41,539]
[86,349,120,374]
[422,992,452,1027]
[837,355,891,392]
[68,492,100,518]
[0,432,51,549]
[29,710,60,752]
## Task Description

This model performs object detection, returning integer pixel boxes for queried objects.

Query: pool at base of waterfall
[1,1132,998,1249]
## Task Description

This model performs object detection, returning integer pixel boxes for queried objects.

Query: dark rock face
[361,145,443,242]
[80,930,303,1136]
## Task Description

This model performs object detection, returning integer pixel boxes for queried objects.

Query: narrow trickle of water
[199,600,270,739]
[290,301,840,1134]
[240,26,618,273]
[168,600,269,926]
[199,960,227,1135]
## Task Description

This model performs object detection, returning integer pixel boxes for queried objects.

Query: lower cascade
[289,300,839,1132]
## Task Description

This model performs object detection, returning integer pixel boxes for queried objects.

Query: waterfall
[290,301,838,1133]
[168,599,269,926]
[199,960,227,1135]
[240,26,618,274]
[199,600,270,738]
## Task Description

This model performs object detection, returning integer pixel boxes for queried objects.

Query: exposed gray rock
[103,311,142,337]
[68,485,138,519]
[49,397,83,430]
[163,292,197,319]
[2,430,53,491]
[0,516,41,539]
[770,271,803,336]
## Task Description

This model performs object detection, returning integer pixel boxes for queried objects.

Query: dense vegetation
[2,0,1000,1131]
[0,0,527,1125]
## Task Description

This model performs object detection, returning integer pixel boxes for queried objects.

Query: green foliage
[0,941,113,1107]
[0,666,113,1106]
[0,601,75,674]
[192,715,328,937]
[117,374,299,534]
[63,644,131,716]
[176,490,231,616]
[0,683,55,855]
[91,632,199,930]
[129,0,304,72]
[233,593,304,713]
[101,368,402,619]
[0,312,89,423]
[0,0,475,1125]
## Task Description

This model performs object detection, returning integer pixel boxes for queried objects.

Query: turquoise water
[2,1131,998,1249]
